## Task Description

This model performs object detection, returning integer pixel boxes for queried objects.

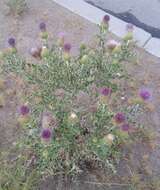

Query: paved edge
[144,38,160,58]
[52,0,160,58]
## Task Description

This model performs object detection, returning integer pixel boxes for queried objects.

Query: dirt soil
[0,0,160,189]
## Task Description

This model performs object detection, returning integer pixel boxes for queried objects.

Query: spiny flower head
[139,88,151,101]
[19,105,30,116]
[114,112,125,124]
[63,43,72,52]
[8,37,16,47]
[39,22,46,32]
[99,87,112,96]
[41,128,52,141]
[103,15,110,24]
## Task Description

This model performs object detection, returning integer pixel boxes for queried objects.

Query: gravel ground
[0,0,160,189]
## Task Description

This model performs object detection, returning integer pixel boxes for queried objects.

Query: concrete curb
[144,38,160,58]
[53,0,160,58]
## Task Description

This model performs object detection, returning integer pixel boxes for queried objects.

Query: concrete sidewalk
[54,0,160,57]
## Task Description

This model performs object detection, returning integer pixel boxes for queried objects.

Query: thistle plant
[0,16,145,189]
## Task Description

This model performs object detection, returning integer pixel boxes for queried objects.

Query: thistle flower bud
[80,54,89,64]
[112,45,121,54]
[17,115,30,126]
[80,43,86,51]
[123,32,133,41]
[41,46,49,58]
[63,52,70,61]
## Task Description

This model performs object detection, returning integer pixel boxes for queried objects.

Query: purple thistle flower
[126,23,134,32]
[58,32,66,38]
[139,89,151,101]
[20,105,30,116]
[114,112,125,124]
[120,123,130,132]
[8,37,16,47]
[103,15,110,24]
[63,43,72,52]
[39,22,46,32]
[99,87,112,96]
[41,128,52,141]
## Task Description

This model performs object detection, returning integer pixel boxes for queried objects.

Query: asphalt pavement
[85,0,160,38]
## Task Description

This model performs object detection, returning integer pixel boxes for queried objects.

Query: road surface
[85,0,160,38]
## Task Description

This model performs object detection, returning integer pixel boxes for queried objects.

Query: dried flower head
[88,83,98,95]
[42,111,58,129]
[70,112,77,119]
[30,47,42,58]
[76,91,91,107]
[39,22,46,32]
[19,105,30,116]
[8,37,16,47]
[54,88,65,100]
[107,39,120,50]
[114,112,125,124]
[103,133,115,145]
[139,89,151,101]
[88,103,98,113]
[68,112,78,124]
